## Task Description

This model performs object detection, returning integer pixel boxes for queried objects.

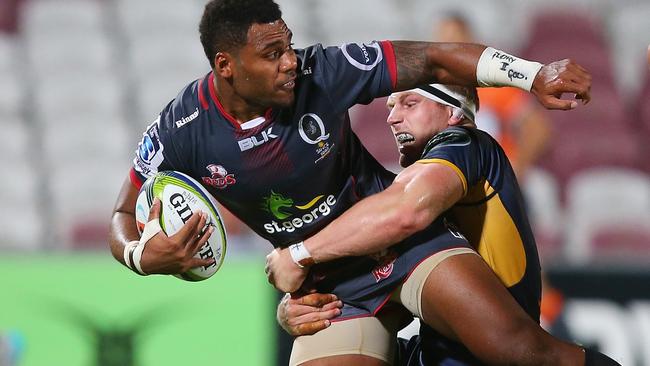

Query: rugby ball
[135,171,227,281]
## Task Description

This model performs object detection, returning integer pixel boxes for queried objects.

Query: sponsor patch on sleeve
[134,116,165,177]
[339,41,384,71]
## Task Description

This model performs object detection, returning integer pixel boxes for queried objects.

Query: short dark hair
[199,0,282,68]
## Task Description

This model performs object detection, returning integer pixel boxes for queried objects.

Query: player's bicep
[394,162,465,222]
[391,41,433,91]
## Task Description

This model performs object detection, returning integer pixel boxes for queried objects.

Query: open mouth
[280,79,295,91]
[395,132,415,145]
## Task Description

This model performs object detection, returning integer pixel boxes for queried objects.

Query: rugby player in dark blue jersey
[270,84,619,366]
[107,0,596,364]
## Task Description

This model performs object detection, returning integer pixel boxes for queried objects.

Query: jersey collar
[206,72,273,131]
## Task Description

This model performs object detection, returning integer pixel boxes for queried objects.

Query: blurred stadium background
[1,0,649,365]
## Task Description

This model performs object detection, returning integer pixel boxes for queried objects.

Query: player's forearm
[303,164,463,264]
[392,41,486,91]
[108,211,140,265]
[108,176,141,265]
[304,187,422,263]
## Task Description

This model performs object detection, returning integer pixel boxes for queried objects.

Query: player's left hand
[265,247,309,293]
[531,59,592,110]
[277,292,342,336]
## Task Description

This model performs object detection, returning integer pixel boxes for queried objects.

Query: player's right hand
[531,58,592,110]
[277,292,343,336]
[140,198,215,274]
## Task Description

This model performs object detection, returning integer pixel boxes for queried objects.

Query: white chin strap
[410,84,476,122]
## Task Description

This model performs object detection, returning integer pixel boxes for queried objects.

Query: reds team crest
[371,250,398,282]
[202,164,236,189]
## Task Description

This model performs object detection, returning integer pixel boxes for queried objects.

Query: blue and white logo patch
[139,134,157,163]
[139,123,161,163]
[134,116,165,177]
[339,42,383,71]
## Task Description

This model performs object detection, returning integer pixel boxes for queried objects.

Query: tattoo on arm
[392,41,433,90]
[391,41,485,91]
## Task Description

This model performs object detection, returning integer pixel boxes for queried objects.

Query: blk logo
[238,127,278,151]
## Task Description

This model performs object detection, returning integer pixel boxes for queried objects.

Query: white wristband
[476,47,543,91]
[123,241,140,273]
[123,219,162,276]
[288,242,314,268]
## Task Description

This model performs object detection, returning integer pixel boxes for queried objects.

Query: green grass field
[0,253,274,366]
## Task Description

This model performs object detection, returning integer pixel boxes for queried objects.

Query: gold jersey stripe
[416,158,468,195]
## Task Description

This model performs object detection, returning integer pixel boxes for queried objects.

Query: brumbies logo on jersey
[135,117,164,176]
[201,164,236,189]
[261,191,337,233]
[340,42,383,71]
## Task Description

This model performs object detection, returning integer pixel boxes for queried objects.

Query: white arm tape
[123,220,162,275]
[140,219,162,245]
[476,47,543,91]
[288,242,314,268]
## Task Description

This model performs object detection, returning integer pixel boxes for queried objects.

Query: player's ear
[449,107,464,125]
[214,52,233,78]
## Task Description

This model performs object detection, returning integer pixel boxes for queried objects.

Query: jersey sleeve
[416,127,482,196]
[308,40,397,110]
[130,110,184,189]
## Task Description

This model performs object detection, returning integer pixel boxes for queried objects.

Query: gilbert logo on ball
[135,171,227,281]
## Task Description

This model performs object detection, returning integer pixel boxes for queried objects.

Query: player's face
[231,20,297,108]
[386,92,452,167]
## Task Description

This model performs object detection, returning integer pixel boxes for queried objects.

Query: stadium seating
[0,142,44,250]
[274,0,316,48]
[525,10,606,47]
[0,66,24,119]
[534,85,636,197]
[20,0,104,36]
[115,0,202,39]
[50,160,130,249]
[607,2,650,100]
[127,34,207,86]
[635,73,650,174]
[520,168,564,263]
[564,168,650,263]
[0,34,17,73]
[134,77,194,128]
[35,76,124,122]
[412,0,516,48]
[311,0,409,45]
[25,32,115,81]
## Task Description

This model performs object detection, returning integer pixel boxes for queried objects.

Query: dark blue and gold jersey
[130,41,399,248]
[418,126,542,320]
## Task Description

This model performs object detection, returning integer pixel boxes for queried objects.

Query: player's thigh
[289,315,401,366]
[418,252,547,361]
[396,247,477,338]
[297,354,389,366]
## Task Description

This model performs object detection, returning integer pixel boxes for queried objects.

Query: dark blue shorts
[306,217,470,320]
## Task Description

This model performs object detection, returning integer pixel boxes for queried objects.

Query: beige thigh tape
[289,314,402,366]
[397,247,478,320]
